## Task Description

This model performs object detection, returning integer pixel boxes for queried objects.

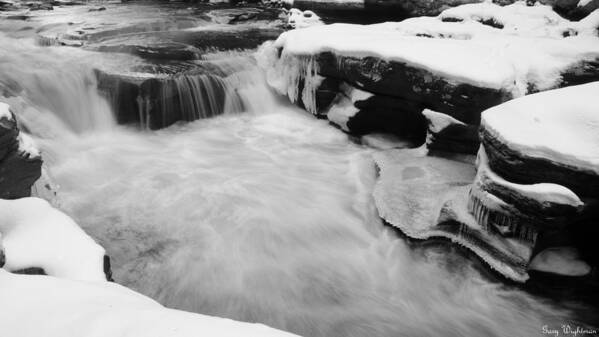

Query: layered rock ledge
[261,2,599,148]
[372,82,599,282]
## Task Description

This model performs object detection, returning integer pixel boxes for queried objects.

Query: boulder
[0,102,42,199]
[468,82,599,280]
[480,82,599,198]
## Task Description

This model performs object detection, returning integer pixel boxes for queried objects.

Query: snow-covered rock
[287,8,323,29]
[463,82,599,279]
[423,109,479,154]
[263,2,599,130]
[0,102,42,199]
[0,197,108,281]
[0,269,300,337]
[480,82,599,198]
[325,82,427,141]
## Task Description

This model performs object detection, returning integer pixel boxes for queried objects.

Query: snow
[326,82,372,131]
[17,132,41,157]
[287,8,324,29]
[422,108,465,134]
[272,2,599,96]
[0,270,300,337]
[578,0,593,7]
[0,197,106,281]
[0,101,12,120]
[476,147,584,209]
[481,82,599,175]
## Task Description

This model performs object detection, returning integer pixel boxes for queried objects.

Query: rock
[325,82,427,141]
[540,0,599,20]
[423,109,480,154]
[480,82,599,198]
[88,6,106,12]
[264,2,599,137]
[287,0,497,23]
[315,52,510,125]
[95,65,245,129]
[0,102,42,199]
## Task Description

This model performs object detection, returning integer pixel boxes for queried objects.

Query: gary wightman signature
[542,325,598,337]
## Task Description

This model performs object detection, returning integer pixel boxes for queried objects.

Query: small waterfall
[99,54,270,130]
[134,72,245,129]
[0,34,115,135]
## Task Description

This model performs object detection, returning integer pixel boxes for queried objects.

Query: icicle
[468,186,538,244]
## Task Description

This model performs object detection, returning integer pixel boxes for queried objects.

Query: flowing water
[0,5,596,337]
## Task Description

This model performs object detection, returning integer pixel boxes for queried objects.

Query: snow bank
[0,197,106,281]
[0,270,300,337]
[481,81,599,175]
[273,2,599,95]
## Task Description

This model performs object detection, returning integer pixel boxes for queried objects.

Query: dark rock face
[347,94,427,142]
[0,109,42,199]
[315,52,512,125]
[480,125,599,198]
[103,254,114,282]
[540,0,599,20]
[12,267,46,275]
[290,0,508,23]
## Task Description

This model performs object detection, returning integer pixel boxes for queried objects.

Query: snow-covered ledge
[259,2,599,147]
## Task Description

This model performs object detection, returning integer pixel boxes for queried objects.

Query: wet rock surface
[0,104,42,199]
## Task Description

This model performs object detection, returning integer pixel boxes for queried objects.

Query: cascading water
[0,22,595,337]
